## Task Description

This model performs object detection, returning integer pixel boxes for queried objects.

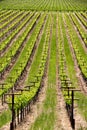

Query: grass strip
[0,109,11,128]
[30,13,57,130]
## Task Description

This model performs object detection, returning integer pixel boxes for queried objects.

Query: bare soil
[54,16,72,130]
[68,14,87,94]
[0,12,33,56]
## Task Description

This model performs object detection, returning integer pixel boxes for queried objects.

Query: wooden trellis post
[2,82,35,130]
[0,63,2,75]
[10,93,15,130]
[61,87,80,129]
[70,89,80,129]
[5,92,21,130]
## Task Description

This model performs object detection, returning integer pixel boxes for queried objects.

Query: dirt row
[0,11,24,43]
[69,14,87,93]
[55,16,72,130]
[80,13,87,22]
[63,14,87,129]
[0,11,24,31]
[0,12,33,56]
[75,13,87,30]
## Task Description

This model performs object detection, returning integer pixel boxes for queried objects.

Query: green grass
[76,93,87,122]
[30,13,57,130]
[0,109,11,128]
[0,0,87,11]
